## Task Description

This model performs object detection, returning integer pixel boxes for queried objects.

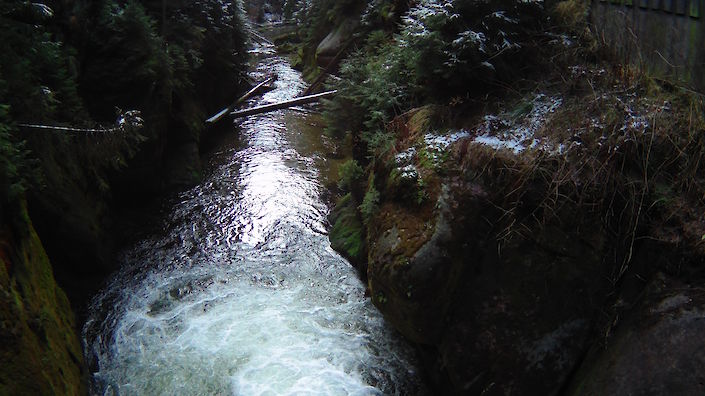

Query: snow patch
[472,94,563,154]
[424,130,471,151]
[395,147,417,166]
[399,164,419,181]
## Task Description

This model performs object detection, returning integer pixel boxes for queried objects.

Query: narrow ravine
[82,43,427,395]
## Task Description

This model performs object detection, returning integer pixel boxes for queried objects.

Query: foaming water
[83,43,426,395]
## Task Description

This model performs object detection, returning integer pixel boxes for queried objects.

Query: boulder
[316,18,358,67]
[366,167,615,394]
[568,274,705,396]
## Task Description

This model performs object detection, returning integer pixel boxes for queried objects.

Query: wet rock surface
[316,18,359,66]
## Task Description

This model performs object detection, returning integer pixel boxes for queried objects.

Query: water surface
[83,43,425,395]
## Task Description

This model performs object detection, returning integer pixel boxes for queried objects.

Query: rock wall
[364,152,617,394]
[330,86,705,393]
[0,204,85,395]
[569,273,705,395]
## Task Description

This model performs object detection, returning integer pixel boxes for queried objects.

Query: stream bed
[82,43,427,395]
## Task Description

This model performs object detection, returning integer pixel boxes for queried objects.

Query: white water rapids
[82,44,427,395]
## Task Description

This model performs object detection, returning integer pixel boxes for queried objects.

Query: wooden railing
[597,0,701,18]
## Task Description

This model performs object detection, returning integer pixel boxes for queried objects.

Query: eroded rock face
[367,181,487,345]
[433,220,610,395]
[331,87,705,393]
[568,274,705,396]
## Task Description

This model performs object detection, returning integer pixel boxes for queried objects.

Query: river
[82,42,427,395]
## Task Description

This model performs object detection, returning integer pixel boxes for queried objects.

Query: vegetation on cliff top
[322,0,704,272]
[324,0,546,155]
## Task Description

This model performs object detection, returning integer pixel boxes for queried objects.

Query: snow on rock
[424,130,471,152]
[422,130,471,165]
[395,147,417,166]
[472,94,563,154]
[393,148,419,182]
[399,164,419,182]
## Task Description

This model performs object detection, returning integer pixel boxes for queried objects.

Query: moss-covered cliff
[331,74,705,395]
[0,1,251,391]
[0,203,84,395]
[321,0,705,394]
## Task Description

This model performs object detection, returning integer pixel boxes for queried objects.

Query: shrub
[323,42,411,156]
[325,0,546,158]
[552,0,590,33]
[329,193,366,265]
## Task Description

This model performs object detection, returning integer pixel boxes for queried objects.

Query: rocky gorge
[1,0,704,394]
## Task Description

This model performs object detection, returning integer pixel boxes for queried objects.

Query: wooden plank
[230,90,337,119]
[206,76,276,124]
[691,0,701,17]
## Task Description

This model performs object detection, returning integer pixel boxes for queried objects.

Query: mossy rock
[0,206,85,395]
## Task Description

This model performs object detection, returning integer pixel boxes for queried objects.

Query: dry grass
[451,63,705,285]
[552,0,590,33]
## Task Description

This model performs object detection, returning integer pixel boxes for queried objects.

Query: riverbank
[292,1,705,394]
[332,66,705,394]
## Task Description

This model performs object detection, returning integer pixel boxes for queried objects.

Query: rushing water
[82,43,426,395]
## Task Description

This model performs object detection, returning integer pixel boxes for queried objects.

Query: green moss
[0,206,85,395]
[407,106,435,135]
[329,193,366,265]
[337,159,364,192]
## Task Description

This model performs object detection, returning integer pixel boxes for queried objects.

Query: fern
[359,175,381,224]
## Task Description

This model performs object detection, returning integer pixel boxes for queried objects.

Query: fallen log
[230,90,337,119]
[249,29,273,45]
[206,76,276,124]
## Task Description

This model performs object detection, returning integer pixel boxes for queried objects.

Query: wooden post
[230,90,337,119]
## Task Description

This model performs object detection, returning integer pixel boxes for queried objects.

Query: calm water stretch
[82,42,426,395]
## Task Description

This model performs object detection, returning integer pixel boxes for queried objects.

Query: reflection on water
[83,43,426,395]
